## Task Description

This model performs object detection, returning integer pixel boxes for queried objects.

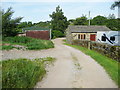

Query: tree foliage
[68,15,120,31]
[106,19,118,30]
[91,15,107,25]
[17,22,28,29]
[73,15,88,25]
[27,21,32,27]
[17,21,33,28]
[2,7,23,37]
[68,19,75,24]
[52,30,63,38]
[33,21,50,28]
[49,6,69,38]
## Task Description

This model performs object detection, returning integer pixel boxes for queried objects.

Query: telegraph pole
[89,11,91,26]
[49,22,51,40]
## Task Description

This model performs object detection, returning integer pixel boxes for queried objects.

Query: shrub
[52,30,64,38]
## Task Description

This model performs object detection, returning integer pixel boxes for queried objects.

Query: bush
[52,30,64,38]
[2,57,55,88]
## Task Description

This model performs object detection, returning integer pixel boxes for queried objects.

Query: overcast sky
[1,0,118,23]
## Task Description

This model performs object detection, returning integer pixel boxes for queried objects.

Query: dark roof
[23,26,50,31]
[68,25,111,33]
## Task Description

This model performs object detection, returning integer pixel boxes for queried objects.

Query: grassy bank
[64,43,119,86]
[2,36,54,50]
[2,57,55,88]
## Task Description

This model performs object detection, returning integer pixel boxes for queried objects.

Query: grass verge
[2,45,14,50]
[2,36,54,50]
[2,57,55,88]
[64,43,119,86]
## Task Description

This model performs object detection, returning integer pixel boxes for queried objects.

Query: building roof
[68,25,111,33]
[23,26,50,31]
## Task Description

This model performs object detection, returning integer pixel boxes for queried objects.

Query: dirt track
[2,38,117,88]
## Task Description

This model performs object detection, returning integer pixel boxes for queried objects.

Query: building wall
[72,32,96,41]
[66,28,73,44]
[26,30,50,40]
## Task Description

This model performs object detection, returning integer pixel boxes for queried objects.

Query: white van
[96,31,120,46]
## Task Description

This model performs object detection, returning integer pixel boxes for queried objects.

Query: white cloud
[1,0,116,2]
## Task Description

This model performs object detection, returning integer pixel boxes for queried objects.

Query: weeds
[71,53,82,70]
[2,45,14,50]
[2,57,55,88]
[2,36,54,50]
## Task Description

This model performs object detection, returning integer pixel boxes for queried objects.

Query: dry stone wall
[72,40,120,62]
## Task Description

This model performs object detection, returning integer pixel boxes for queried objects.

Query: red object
[26,31,50,40]
[90,34,96,41]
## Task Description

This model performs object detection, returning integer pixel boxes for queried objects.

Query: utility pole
[89,11,91,26]
[49,22,52,40]
[118,4,120,19]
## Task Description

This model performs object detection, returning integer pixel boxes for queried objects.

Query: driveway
[2,38,117,88]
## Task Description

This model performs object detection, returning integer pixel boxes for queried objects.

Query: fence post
[88,41,91,50]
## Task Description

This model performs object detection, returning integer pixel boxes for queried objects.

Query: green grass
[1,45,14,50]
[2,57,55,88]
[2,36,54,50]
[64,43,119,86]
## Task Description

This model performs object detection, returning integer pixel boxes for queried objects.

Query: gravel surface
[1,38,118,88]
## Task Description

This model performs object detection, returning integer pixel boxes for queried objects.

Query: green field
[2,57,55,88]
[2,36,54,50]
[64,43,119,86]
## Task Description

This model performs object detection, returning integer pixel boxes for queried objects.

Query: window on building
[84,34,86,39]
[78,34,80,39]
[81,34,86,40]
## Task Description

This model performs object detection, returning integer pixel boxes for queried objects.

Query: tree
[73,15,87,25]
[52,30,63,38]
[17,22,28,28]
[27,21,32,27]
[106,19,118,30]
[34,21,50,28]
[111,0,120,18]
[91,15,107,25]
[49,5,69,38]
[2,7,23,37]
[68,19,75,25]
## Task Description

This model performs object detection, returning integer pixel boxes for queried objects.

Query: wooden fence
[72,40,120,62]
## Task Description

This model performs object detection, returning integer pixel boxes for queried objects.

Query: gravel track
[2,38,118,88]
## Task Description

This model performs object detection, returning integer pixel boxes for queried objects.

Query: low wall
[72,40,120,62]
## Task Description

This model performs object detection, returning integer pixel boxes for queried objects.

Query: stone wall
[72,40,120,62]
